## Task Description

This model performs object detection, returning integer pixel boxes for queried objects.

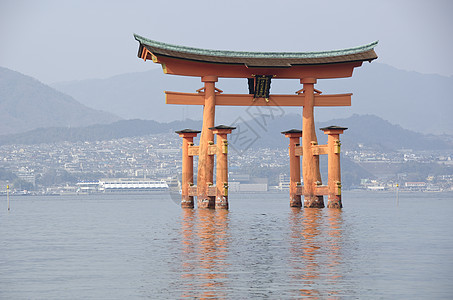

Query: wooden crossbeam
[188,186,197,196]
[295,185,329,196]
[207,186,217,196]
[165,91,351,107]
[188,145,199,156]
[296,186,304,195]
[312,144,329,155]
[295,146,303,157]
[315,185,329,196]
[189,144,217,156]
[156,55,362,79]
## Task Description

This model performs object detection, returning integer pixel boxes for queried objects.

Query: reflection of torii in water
[134,34,378,209]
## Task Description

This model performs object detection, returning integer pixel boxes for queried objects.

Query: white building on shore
[77,178,169,193]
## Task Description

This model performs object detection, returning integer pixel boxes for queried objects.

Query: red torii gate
[134,34,378,209]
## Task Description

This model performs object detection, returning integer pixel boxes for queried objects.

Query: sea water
[1,191,452,299]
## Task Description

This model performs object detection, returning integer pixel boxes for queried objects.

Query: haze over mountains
[52,63,453,135]
[0,67,120,135]
[0,114,450,152]
[1,62,452,149]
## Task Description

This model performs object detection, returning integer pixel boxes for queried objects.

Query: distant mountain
[0,119,202,146]
[51,69,205,122]
[318,114,451,150]
[52,63,453,135]
[0,114,449,151]
[226,113,451,151]
[0,67,120,135]
[315,63,453,135]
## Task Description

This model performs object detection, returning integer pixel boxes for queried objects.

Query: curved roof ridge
[134,33,378,59]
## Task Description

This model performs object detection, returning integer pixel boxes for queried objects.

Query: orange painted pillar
[321,126,347,208]
[301,78,324,208]
[176,129,200,208]
[210,125,236,209]
[197,76,218,209]
[282,129,302,207]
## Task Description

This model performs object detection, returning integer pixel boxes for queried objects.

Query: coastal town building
[0,133,451,195]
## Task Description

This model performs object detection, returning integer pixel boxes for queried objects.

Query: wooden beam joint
[188,145,199,156]
[295,145,303,156]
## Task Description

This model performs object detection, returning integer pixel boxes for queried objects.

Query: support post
[320,126,348,208]
[197,76,218,208]
[301,78,324,208]
[176,129,201,208]
[282,129,302,207]
[210,125,236,209]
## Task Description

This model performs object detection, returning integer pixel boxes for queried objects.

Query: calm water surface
[1,192,452,299]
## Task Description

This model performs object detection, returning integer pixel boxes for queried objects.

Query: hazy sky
[1,0,452,84]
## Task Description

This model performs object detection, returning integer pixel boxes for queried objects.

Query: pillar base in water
[304,195,325,208]
[327,196,342,208]
[198,196,216,209]
[290,195,302,207]
[181,196,194,209]
[216,196,229,209]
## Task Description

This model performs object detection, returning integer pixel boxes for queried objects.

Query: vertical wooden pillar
[301,78,324,208]
[197,76,218,209]
[176,129,201,208]
[282,129,302,207]
[210,125,236,209]
[321,126,347,208]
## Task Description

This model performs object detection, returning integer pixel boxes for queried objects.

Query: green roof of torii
[134,34,378,67]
